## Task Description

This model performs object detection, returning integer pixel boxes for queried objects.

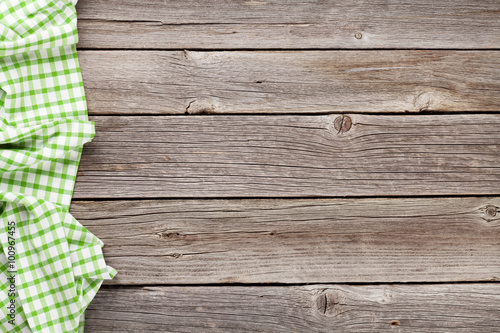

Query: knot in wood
[333,115,352,134]
[484,205,498,218]
[479,205,499,222]
[413,92,432,112]
[316,290,344,317]
[157,232,180,239]
[354,32,362,39]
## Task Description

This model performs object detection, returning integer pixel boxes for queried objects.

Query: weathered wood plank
[85,284,500,332]
[75,0,500,49]
[70,197,500,284]
[78,51,500,114]
[75,114,500,198]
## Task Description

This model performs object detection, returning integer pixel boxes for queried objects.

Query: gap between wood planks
[72,194,500,201]
[78,112,500,117]
[76,48,500,51]
[98,281,500,287]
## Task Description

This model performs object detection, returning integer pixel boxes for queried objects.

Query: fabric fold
[0,192,117,332]
[0,1,116,332]
[0,118,94,172]
[0,0,78,58]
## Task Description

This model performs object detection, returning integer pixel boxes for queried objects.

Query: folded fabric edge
[0,119,95,171]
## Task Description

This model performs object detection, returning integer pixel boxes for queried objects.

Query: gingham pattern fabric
[0,1,117,332]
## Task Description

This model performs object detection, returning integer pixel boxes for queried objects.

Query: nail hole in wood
[390,320,400,327]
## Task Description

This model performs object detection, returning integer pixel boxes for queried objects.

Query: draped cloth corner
[0,1,117,332]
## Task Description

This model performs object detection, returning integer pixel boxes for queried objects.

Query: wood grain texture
[74,0,500,329]
[85,284,500,332]
[69,197,500,284]
[74,114,500,199]
[75,0,500,49]
[78,51,500,114]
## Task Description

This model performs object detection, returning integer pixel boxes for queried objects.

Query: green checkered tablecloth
[0,1,117,332]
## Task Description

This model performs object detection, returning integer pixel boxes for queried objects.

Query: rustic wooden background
[74,1,500,331]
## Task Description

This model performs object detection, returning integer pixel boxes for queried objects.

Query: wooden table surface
[74,1,500,331]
